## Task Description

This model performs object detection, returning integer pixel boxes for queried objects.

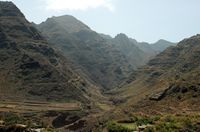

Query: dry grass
[0,100,80,113]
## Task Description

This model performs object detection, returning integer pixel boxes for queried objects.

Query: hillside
[131,38,176,59]
[110,34,176,68]
[114,34,200,115]
[36,15,134,90]
[93,34,200,132]
[151,39,176,52]
[0,1,102,104]
[112,33,151,67]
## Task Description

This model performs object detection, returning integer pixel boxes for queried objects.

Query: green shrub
[183,118,195,130]
[107,121,133,132]
[144,127,155,132]
[164,115,175,123]
[151,116,160,123]
[136,118,153,126]
[41,127,55,132]
[3,113,24,125]
[155,122,178,132]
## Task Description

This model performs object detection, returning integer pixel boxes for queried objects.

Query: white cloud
[41,0,115,12]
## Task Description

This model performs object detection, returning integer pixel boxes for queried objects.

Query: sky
[2,0,200,43]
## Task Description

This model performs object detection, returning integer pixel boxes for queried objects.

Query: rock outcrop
[0,1,102,103]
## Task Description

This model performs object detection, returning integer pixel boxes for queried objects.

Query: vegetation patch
[107,114,200,132]
[107,121,136,132]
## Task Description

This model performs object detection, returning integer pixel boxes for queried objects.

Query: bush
[164,115,175,123]
[155,122,178,132]
[151,116,160,122]
[136,118,153,126]
[3,113,24,125]
[107,121,133,132]
[144,127,155,132]
[183,118,195,130]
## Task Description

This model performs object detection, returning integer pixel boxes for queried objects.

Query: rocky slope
[151,39,176,52]
[112,33,150,67]
[36,15,177,90]
[115,34,200,114]
[110,34,176,68]
[36,15,134,90]
[0,1,102,103]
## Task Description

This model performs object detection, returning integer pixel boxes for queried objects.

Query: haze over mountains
[36,15,133,90]
[35,15,175,90]
[2,1,200,132]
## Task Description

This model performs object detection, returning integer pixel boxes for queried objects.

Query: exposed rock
[119,34,200,114]
[0,1,24,17]
[0,1,102,103]
[112,33,148,67]
[36,16,134,90]
[138,124,153,131]
[149,89,169,101]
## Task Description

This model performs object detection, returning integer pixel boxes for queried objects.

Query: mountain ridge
[0,1,103,104]
[36,15,135,90]
[112,34,200,115]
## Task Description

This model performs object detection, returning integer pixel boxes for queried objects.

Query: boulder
[149,88,169,101]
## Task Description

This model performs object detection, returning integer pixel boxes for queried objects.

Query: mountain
[36,15,177,90]
[111,33,149,67]
[151,39,176,52]
[2,1,196,131]
[110,34,176,68]
[134,41,157,56]
[99,33,112,40]
[36,15,134,90]
[99,35,200,132]
[131,38,176,58]
[0,1,102,103]
[114,34,200,114]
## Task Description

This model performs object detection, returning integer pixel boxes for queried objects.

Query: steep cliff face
[36,16,134,90]
[110,34,176,68]
[0,1,101,103]
[112,33,148,67]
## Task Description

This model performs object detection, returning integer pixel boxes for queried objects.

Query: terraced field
[0,100,80,113]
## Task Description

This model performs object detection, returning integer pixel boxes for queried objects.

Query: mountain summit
[0,1,101,103]
[36,16,134,90]
[39,15,90,33]
[0,1,24,17]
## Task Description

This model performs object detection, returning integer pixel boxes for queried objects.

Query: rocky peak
[0,2,102,103]
[42,15,91,33]
[156,39,169,43]
[178,34,200,47]
[114,33,129,41]
[151,39,176,52]
[0,1,43,41]
[0,1,24,17]
[114,33,139,49]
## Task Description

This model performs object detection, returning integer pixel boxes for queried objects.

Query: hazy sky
[2,0,200,43]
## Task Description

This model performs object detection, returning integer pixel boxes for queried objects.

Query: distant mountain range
[35,15,176,90]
